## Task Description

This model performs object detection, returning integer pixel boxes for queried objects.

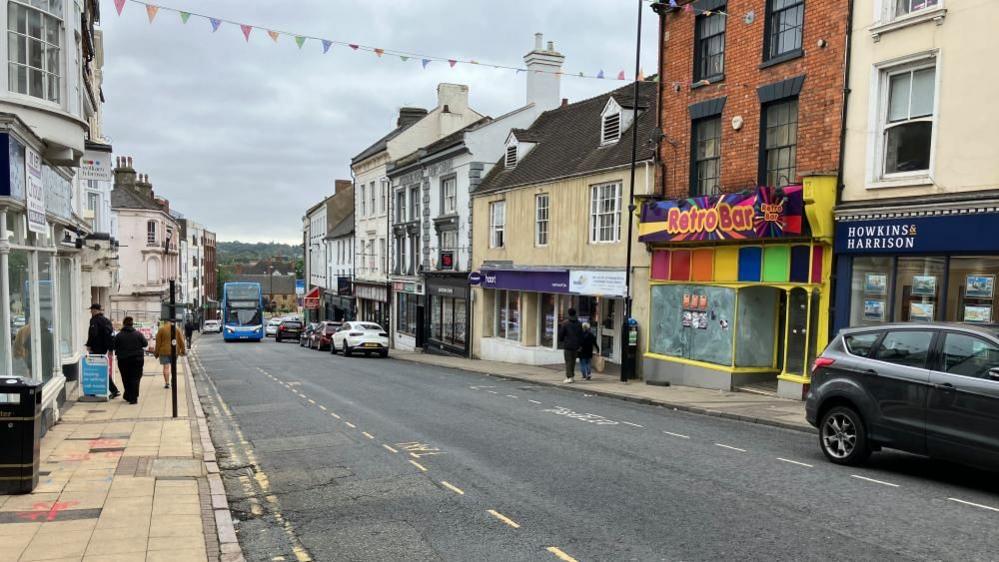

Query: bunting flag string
[113,0,657,82]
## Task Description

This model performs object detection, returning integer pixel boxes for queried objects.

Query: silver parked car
[806,322,999,470]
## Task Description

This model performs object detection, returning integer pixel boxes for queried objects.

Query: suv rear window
[844,332,881,356]
[873,331,934,368]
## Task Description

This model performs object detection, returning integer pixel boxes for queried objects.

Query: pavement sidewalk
[0,352,242,562]
[392,350,813,433]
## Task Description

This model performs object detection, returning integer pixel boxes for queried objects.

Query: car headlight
[225,327,234,333]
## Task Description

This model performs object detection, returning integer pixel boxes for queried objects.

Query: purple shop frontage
[473,267,629,367]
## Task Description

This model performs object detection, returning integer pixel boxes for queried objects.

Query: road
[190,334,999,562]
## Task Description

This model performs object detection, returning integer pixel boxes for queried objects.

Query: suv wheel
[820,406,871,466]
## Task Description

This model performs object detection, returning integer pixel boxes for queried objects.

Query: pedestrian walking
[85,304,119,399]
[154,321,186,389]
[578,322,600,381]
[184,318,194,345]
[113,317,148,404]
[557,308,584,383]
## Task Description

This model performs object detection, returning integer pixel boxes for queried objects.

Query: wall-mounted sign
[337,276,353,296]
[467,271,483,286]
[43,165,72,220]
[5,135,25,200]
[835,212,999,255]
[25,147,45,234]
[440,251,455,270]
[481,269,570,294]
[569,270,627,297]
[81,149,113,182]
[639,185,805,243]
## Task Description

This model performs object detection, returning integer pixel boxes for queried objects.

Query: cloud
[101,0,660,243]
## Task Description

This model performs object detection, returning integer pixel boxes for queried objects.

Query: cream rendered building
[470,82,656,370]
[834,0,999,331]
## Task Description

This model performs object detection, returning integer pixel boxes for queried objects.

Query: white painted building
[386,34,564,355]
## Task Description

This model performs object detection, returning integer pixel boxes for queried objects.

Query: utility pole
[621,0,645,383]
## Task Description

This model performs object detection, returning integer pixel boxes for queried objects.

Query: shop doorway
[784,288,810,378]
[415,305,426,348]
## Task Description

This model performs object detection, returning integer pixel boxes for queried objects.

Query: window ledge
[865,175,935,190]
[759,49,804,70]
[691,74,725,90]
[870,8,947,41]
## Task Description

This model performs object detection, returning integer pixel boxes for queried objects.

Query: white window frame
[866,51,940,189]
[870,0,946,38]
[442,176,457,214]
[359,184,366,216]
[489,201,505,249]
[589,182,622,244]
[147,220,157,246]
[369,181,376,217]
[7,0,64,104]
[535,193,549,247]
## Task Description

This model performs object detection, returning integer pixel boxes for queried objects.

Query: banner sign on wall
[835,212,999,255]
[25,147,45,234]
[6,135,25,200]
[481,269,570,293]
[569,270,627,297]
[81,149,113,182]
[43,165,72,220]
[638,185,805,243]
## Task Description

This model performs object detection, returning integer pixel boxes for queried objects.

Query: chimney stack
[397,107,428,128]
[113,155,138,190]
[523,33,565,111]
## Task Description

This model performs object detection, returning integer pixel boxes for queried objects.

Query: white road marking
[487,390,499,394]
[546,547,579,562]
[487,509,520,529]
[621,421,644,428]
[344,422,356,429]
[851,475,899,487]
[440,481,465,495]
[663,431,690,439]
[318,405,327,411]
[506,395,518,399]
[528,399,542,405]
[715,443,747,452]
[330,413,341,419]
[307,399,316,405]
[382,444,398,453]
[777,457,813,468]
[362,432,374,440]
[409,460,428,472]
[948,498,999,512]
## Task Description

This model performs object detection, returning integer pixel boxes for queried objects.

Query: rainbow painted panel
[763,246,790,282]
[738,247,763,282]
[670,250,691,281]
[714,247,740,282]
[651,251,670,281]
[811,246,824,284]
[691,249,714,281]
[789,245,811,283]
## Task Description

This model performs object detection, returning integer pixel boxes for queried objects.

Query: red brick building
[655,0,848,197]
[638,0,846,399]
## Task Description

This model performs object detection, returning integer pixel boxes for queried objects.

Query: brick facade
[657,0,848,199]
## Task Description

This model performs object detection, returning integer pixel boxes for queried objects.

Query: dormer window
[505,145,518,168]
[602,112,621,145]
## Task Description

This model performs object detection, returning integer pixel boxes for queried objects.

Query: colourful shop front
[637,178,836,399]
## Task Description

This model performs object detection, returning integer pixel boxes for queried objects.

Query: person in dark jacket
[113,317,148,404]
[557,308,584,383]
[86,304,119,399]
[578,322,600,381]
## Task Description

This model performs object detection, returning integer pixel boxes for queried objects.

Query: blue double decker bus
[221,282,264,342]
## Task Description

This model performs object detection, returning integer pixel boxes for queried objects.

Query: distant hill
[217,241,302,264]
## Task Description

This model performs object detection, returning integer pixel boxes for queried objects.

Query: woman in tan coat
[153,321,187,389]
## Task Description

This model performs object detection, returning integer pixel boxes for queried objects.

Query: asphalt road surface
[191,334,999,562]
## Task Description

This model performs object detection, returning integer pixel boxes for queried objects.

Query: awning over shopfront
[303,287,321,310]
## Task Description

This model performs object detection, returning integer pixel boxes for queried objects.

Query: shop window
[691,249,714,282]
[894,256,945,322]
[850,256,895,326]
[735,286,779,368]
[670,250,691,281]
[396,293,418,336]
[762,246,790,282]
[945,257,999,324]
[494,290,521,342]
[37,254,55,383]
[58,257,72,358]
[649,284,735,367]
[454,299,466,346]
[430,295,465,348]
[7,249,29,378]
[540,293,557,348]
[873,330,933,369]
[941,333,999,379]
[789,245,811,283]
[738,247,763,282]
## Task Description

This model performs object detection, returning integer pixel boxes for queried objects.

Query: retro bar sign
[638,185,805,243]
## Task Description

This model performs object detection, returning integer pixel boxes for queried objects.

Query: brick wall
[658,0,848,199]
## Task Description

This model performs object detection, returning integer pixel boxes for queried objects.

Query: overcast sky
[101,1,659,244]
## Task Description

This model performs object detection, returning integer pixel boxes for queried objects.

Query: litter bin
[0,377,43,494]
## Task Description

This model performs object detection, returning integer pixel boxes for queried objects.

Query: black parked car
[806,322,999,470]
[275,319,303,343]
[299,323,319,347]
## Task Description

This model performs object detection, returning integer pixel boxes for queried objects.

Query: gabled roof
[326,212,354,240]
[110,187,163,212]
[388,117,492,177]
[474,81,658,194]
[351,110,427,165]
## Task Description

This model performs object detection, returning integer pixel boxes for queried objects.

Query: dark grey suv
[806,322,999,470]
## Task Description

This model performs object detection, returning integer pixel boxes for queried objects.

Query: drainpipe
[831,0,855,335]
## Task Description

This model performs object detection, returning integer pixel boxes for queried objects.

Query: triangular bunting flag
[210,18,222,32]
[349,44,359,50]
[267,30,279,42]
[146,5,158,22]
[448,59,457,68]
[637,69,645,81]
[179,11,191,23]
[597,70,605,79]
[295,36,306,49]
[114,0,126,15]
[684,3,694,12]
[617,70,626,80]
[399,55,409,62]
[240,25,252,42]
[374,48,384,57]
[322,40,332,53]
[421,59,430,68]
[669,0,678,7]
